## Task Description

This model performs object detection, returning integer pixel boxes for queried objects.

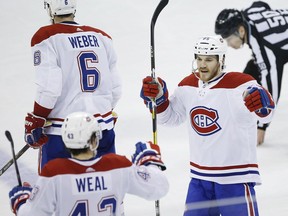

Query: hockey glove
[140,76,169,110]
[243,86,275,116]
[25,113,49,148]
[132,141,166,171]
[9,182,32,214]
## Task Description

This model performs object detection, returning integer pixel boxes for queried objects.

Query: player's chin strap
[191,59,201,79]
[89,139,99,157]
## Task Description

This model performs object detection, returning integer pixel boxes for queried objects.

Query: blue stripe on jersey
[97,117,114,124]
[190,169,260,177]
[51,117,114,128]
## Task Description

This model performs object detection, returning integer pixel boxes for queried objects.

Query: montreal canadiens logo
[190,106,221,136]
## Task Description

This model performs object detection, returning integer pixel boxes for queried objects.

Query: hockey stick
[150,0,169,215]
[0,143,29,177]
[150,0,169,144]
[0,121,52,177]
[5,130,23,186]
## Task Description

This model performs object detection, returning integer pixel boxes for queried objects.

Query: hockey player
[24,0,122,172]
[215,1,288,145]
[9,112,168,215]
[140,36,275,215]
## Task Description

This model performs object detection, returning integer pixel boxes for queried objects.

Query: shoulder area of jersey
[40,154,132,177]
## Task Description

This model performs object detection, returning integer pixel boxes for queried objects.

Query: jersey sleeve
[126,165,169,201]
[32,31,62,110]
[100,34,122,109]
[17,176,56,216]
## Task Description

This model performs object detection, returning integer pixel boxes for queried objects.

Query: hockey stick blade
[150,0,169,74]
[0,142,29,177]
[5,130,13,144]
[5,130,23,185]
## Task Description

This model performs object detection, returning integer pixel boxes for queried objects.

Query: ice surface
[0,0,287,215]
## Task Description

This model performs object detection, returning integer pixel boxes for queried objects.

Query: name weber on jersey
[68,34,100,49]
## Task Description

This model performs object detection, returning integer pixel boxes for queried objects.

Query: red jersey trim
[178,72,255,89]
[41,154,132,177]
[190,161,258,170]
[178,73,199,87]
[47,111,113,122]
[31,23,112,47]
[33,102,52,118]
[211,72,255,89]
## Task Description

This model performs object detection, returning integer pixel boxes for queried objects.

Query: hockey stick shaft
[150,1,169,215]
[0,121,52,177]
[0,143,29,177]
[150,0,169,143]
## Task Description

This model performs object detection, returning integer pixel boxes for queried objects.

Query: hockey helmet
[61,112,102,149]
[193,35,227,71]
[215,9,245,38]
[44,0,76,17]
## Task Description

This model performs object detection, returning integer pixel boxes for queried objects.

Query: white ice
[0,0,287,215]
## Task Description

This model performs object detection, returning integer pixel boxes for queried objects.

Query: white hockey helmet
[193,35,227,70]
[44,0,76,17]
[61,112,102,149]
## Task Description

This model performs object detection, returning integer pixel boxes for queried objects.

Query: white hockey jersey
[31,22,122,135]
[158,72,273,185]
[17,154,169,216]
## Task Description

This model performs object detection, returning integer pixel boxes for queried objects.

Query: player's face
[225,34,243,49]
[196,55,220,82]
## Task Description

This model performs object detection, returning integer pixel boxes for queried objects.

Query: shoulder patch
[137,166,151,182]
[33,50,41,66]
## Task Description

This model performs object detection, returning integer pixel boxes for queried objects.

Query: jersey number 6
[77,51,100,92]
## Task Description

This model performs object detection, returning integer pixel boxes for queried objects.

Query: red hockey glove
[9,182,32,214]
[140,76,169,110]
[243,86,275,116]
[25,113,49,148]
[132,141,166,171]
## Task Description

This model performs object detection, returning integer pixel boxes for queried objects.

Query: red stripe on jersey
[244,183,255,216]
[31,23,112,47]
[178,72,255,89]
[190,161,258,170]
[94,111,112,118]
[211,72,255,89]
[47,111,113,122]
[33,102,52,118]
[41,154,132,177]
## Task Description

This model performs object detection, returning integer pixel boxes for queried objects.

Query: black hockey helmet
[215,9,245,38]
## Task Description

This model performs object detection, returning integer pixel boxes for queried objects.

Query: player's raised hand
[140,76,169,109]
[9,182,32,214]
[243,86,275,116]
[132,141,166,171]
[25,113,50,148]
